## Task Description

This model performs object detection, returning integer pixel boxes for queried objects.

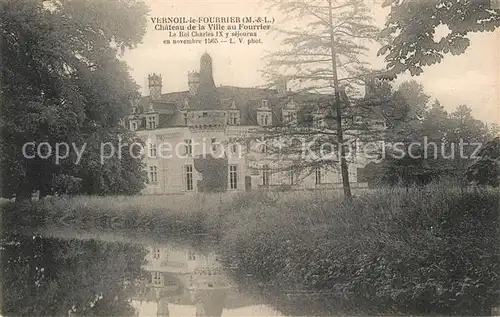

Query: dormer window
[130,121,138,131]
[283,111,297,125]
[260,143,268,154]
[228,111,240,125]
[257,99,272,127]
[313,113,326,128]
[147,116,157,129]
[259,113,271,126]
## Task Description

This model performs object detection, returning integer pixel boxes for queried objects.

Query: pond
[1,228,283,317]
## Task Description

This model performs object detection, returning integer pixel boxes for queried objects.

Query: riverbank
[2,186,499,315]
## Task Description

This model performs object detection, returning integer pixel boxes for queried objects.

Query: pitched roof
[128,86,351,129]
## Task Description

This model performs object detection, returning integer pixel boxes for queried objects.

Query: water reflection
[1,230,282,317]
[1,232,147,316]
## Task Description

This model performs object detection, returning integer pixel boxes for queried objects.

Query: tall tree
[379,0,500,76]
[365,99,500,186]
[0,0,148,200]
[261,0,383,198]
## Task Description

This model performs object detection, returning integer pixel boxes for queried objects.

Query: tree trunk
[328,0,351,199]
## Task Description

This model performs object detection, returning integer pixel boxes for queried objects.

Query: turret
[200,53,213,80]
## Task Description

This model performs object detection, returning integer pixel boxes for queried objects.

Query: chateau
[123,53,382,195]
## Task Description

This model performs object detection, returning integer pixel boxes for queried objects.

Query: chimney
[276,78,288,97]
[188,71,200,95]
[148,73,162,100]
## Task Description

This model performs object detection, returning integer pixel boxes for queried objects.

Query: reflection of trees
[1,232,147,316]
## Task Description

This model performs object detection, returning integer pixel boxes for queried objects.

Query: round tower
[200,53,213,79]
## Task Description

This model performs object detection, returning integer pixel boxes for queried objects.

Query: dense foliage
[0,0,148,199]
[379,0,500,76]
[466,137,500,186]
[361,79,499,187]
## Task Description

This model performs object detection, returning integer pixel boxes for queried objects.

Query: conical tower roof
[190,53,224,110]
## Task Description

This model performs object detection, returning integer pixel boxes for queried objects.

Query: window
[211,138,218,152]
[262,100,269,108]
[149,143,157,157]
[353,116,363,124]
[262,165,270,186]
[260,143,268,154]
[149,166,158,183]
[229,165,238,189]
[349,167,357,181]
[183,112,188,125]
[207,283,214,288]
[184,139,192,156]
[188,250,196,261]
[313,114,325,128]
[202,112,208,117]
[147,116,157,129]
[259,113,271,126]
[292,138,302,147]
[152,247,160,260]
[185,165,194,191]
[315,168,322,185]
[284,111,297,125]
[228,112,239,125]
[131,121,138,131]
[289,169,296,185]
[228,138,238,154]
[152,272,162,286]
[284,113,291,124]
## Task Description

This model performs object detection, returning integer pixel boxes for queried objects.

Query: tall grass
[216,186,500,316]
[2,186,499,315]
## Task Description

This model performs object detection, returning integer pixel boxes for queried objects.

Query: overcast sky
[121,0,500,126]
